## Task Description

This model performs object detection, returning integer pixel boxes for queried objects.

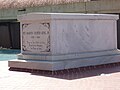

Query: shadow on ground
[9,63,120,80]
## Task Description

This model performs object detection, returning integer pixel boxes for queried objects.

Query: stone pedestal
[8,13,120,71]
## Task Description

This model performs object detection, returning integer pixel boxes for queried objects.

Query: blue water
[0,49,20,61]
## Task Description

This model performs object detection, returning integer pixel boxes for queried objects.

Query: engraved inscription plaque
[22,23,50,54]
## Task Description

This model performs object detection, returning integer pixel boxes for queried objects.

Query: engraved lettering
[22,23,50,54]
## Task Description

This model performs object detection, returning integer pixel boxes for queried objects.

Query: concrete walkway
[0,61,120,90]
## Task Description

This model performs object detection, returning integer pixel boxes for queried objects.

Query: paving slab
[0,61,120,90]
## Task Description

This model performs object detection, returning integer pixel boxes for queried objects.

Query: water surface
[0,49,20,61]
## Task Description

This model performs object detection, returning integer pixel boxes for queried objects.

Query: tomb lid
[17,13,119,22]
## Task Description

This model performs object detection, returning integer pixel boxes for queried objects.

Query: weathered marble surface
[8,13,120,71]
[51,19,117,54]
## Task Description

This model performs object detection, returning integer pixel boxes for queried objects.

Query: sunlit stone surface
[8,13,120,71]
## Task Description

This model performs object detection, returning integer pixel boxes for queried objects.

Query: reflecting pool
[0,49,20,61]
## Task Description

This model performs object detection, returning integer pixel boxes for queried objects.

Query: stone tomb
[8,13,120,71]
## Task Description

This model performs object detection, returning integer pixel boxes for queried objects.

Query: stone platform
[9,50,120,71]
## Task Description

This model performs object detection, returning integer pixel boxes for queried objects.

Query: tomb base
[8,49,120,71]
